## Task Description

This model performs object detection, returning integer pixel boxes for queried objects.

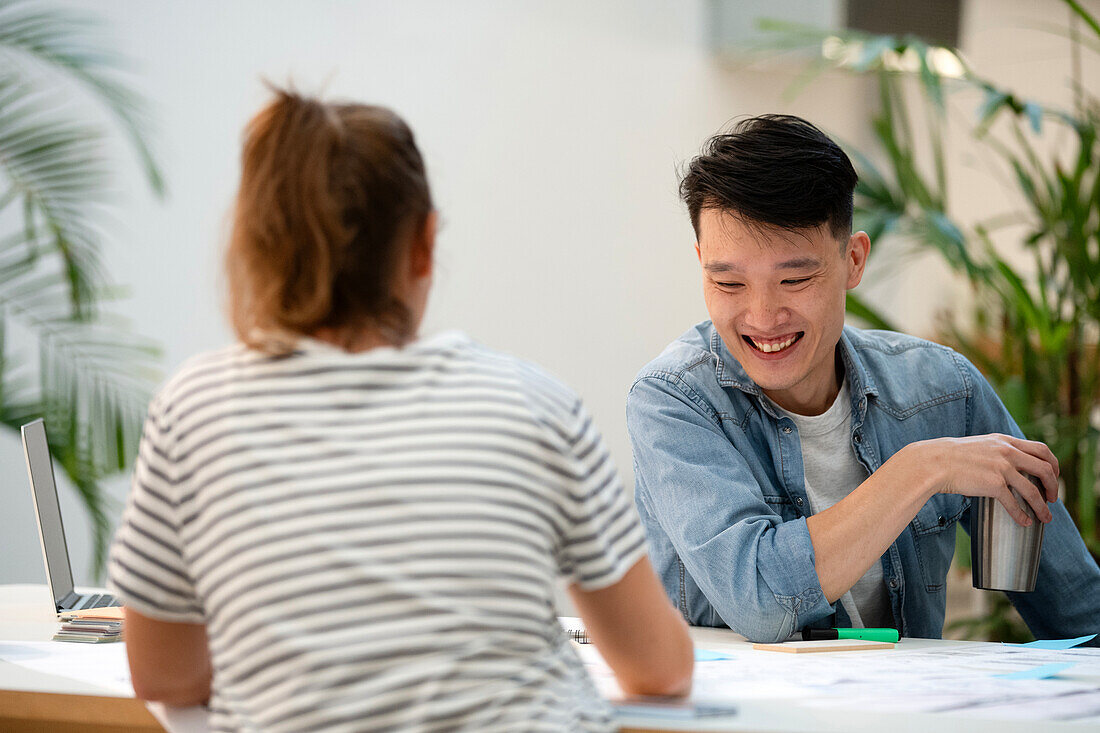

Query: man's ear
[845,231,870,290]
[409,211,437,279]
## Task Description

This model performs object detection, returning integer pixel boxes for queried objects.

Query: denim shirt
[627,321,1100,644]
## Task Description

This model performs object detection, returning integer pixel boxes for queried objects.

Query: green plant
[0,0,162,576]
[760,2,1100,641]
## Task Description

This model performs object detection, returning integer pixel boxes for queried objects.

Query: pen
[800,627,899,643]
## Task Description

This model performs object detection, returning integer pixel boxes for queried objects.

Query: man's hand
[807,432,1059,603]
[902,434,1059,526]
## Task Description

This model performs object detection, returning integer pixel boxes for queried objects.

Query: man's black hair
[680,115,857,241]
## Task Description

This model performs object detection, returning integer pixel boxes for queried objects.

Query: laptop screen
[21,419,75,605]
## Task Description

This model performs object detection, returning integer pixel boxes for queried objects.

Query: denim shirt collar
[709,325,879,417]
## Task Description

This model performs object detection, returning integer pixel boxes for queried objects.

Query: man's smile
[742,331,805,355]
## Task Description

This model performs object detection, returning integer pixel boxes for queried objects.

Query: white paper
[568,633,1100,722]
[0,640,134,695]
[954,690,1100,721]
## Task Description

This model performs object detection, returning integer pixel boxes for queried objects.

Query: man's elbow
[738,626,790,644]
[725,606,793,644]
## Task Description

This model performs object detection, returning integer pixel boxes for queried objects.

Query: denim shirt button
[889,578,899,590]
[795,497,804,506]
[782,425,793,434]
[853,432,862,444]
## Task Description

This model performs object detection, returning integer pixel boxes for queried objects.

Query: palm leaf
[0,73,111,314]
[0,0,163,579]
[0,0,163,194]
[845,292,898,332]
[1064,0,1100,39]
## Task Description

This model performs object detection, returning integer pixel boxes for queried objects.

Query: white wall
[2,0,1094,586]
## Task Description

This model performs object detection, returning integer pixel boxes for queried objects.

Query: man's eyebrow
[702,262,740,274]
[776,256,822,270]
[702,257,822,274]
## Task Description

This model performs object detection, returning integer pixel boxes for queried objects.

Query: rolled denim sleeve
[628,374,834,642]
[958,355,1100,645]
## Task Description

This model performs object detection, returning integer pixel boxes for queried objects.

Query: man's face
[696,209,869,415]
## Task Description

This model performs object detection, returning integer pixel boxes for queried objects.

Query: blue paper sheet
[695,648,733,661]
[994,662,1076,680]
[1014,634,1097,650]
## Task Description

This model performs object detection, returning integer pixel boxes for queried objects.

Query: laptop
[21,418,119,613]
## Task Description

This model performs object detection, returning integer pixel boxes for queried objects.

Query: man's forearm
[806,445,935,603]
[809,432,1062,604]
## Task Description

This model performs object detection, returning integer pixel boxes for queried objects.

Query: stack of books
[54,606,123,643]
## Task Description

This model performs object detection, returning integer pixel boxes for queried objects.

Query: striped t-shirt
[108,331,647,732]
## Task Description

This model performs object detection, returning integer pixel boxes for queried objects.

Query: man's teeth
[751,335,797,353]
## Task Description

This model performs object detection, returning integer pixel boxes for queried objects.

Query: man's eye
[717,282,744,289]
[782,277,811,286]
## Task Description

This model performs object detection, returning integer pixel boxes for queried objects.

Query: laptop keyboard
[75,593,118,609]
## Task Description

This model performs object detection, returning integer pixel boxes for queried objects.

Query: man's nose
[744,289,783,329]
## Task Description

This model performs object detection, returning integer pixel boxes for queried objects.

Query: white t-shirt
[766,379,892,629]
[108,332,647,733]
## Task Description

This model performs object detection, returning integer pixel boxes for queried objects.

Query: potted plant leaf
[0,0,163,577]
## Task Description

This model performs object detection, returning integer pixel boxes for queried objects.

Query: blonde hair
[226,87,432,353]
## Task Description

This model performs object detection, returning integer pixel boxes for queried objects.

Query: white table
[0,584,161,732]
[619,626,1100,732]
[3,584,1099,733]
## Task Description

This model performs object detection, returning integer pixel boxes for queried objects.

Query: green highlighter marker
[801,627,900,643]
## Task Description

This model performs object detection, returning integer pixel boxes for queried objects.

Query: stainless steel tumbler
[970,482,1045,592]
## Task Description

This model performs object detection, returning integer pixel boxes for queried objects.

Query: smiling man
[627,115,1100,643]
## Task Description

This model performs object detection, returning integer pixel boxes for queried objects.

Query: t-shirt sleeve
[556,402,648,591]
[107,401,205,624]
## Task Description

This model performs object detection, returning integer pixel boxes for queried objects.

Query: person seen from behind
[108,86,693,732]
